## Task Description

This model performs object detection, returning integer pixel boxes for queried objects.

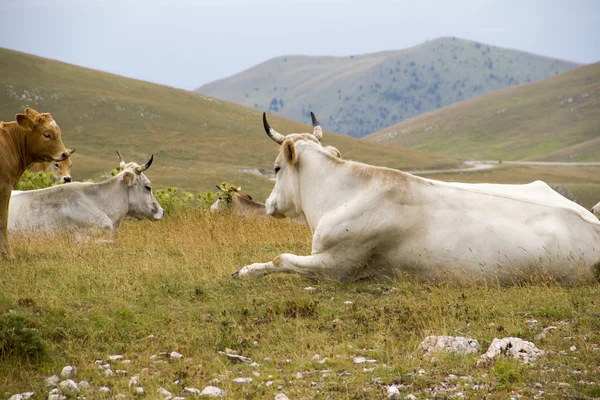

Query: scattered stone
[525,319,538,329]
[200,386,226,397]
[387,385,401,398]
[99,386,111,393]
[570,345,577,352]
[295,372,303,379]
[101,363,111,369]
[250,362,260,368]
[218,351,252,363]
[312,354,321,360]
[344,301,353,305]
[266,381,274,387]
[252,371,260,377]
[363,368,374,373]
[353,357,367,364]
[318,357,329,364]
[135,387,145,395]
[173,397,185,400]
[59,380,79,394]
[534,326,557,341]
[108,355,124,361]
[477,337,545,365]
[9,395,24,400]
[94,359,104,365]
[129,376,139,388]
[105,369,114,377]
[184,387,201,395]
[115,395,126,399]
[157,387,172,398]
[78,381,90,391]
[116,370,128,375]
[233,377,253,384]
[274,394,290,400]
[60,366,77,379]
[46,375,60,387]
[418,369,426,375]
[304,286,315,291]
[122,359,132,364]
[418,335,480,356]
[209,379,221,385]
[405,395,417,400]
[170,351,184,359]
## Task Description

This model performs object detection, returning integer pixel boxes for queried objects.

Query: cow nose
[63,176,72,183]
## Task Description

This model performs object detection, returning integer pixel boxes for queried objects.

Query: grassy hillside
[2,211,600,399]
[368,63,600,161]
[196,37,578,138]
[0,47,460,199]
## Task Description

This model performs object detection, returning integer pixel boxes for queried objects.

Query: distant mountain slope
[195,37,578,138]
[367,63,600,161]
[0,48,460,199]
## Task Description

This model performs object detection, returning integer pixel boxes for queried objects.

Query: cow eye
[43,133,51,139]
[274,166,281,174]
[54,163,59,168]
[145,185,152,191]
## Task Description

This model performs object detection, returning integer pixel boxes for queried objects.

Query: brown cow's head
[16,108,70,163]
[50,149,76,183]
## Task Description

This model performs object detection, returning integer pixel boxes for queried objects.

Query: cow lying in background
[9,152,163,238]
[233,112,600,284]
[211,185,266,218]
[0,108,71,259]
[29,149,76,183]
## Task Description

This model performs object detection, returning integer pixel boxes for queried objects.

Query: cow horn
[263,112,285,144]
[310,112,322,141]
[116,151,127,169]
[135,154,154,173]
[69,148,76,155]
[216,185,224,192]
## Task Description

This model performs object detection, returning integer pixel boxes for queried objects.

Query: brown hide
[0,108,70,259]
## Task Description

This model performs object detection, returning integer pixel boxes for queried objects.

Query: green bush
[155,186,221,214]
[0,313,46,362]
[15,170,55,191]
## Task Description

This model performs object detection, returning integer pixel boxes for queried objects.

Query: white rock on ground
[218,350,253,363]
[104,369,114,376]
[405,394,417,400]
[108,355,124,361]
[170,351,184,359]
[274,394,290,400]
[534,326,557,341]
[60,366,77,379]
[183,387,201,395]
[115,395,126,399]
[135,387,145,395]
[99,386,111,393]
[78,381,90,391]
[157,387,172,397]
[233,377,253,384]
[9,395,24,400]
[129,375,139,388]
[477,337,545,365]
[200,386,226,397]
[46,375,60,387]
[58,380,79,394]
[353,357,366,364]
[418,335,480,356]
[387,385,401,399]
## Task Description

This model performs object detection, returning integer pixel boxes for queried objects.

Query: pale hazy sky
[1,0,598,90]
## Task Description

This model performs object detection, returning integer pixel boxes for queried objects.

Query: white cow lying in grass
[9,152,163,237]
[233,113,600,284]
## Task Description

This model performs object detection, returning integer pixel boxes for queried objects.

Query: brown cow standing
[28,150,76,183]
[0,108,70,259]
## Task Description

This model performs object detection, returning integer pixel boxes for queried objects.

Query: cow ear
[16,114,35,130]
[282,139,297,164]
[122,170,135,187]
[25,108,39,118]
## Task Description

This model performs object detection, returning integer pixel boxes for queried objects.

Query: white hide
[235,133,600,284]
[8,164,163,235]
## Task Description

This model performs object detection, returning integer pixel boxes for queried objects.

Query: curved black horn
[263,112,285,144]
[310,111,323,141]
[116,151,127,169]
[135,154,154,173]
[69,148,76,155]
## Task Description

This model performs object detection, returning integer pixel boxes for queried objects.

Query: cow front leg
[233,253,337,280]
[0,189,15,260]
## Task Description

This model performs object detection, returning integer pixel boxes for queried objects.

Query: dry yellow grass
[1,210,599,399]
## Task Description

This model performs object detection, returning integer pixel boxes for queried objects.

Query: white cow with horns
[9,152,164,236]
[233,112,600,283]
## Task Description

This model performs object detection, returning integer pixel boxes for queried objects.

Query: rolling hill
[195,37,578,138]
[367,63,600,161]
[0,47,460,199]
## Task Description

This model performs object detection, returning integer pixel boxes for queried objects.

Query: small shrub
[15,170,55,191]
[155,187,196,214]
[0,313,46,362]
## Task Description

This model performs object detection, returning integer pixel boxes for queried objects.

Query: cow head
[116,152,164,221]
[16,108,71,163]
[210,184,241,213]
[263,112,337,223]
[50,149,76,183]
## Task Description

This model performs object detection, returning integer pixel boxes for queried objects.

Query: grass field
[197,37,577,137]
[0,47,460,201]
[368,63,600,162]
[1,211,600,399]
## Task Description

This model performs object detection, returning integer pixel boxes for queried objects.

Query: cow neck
[4,123,34,181]
[296,145,360,231]
[81,173,131,225]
